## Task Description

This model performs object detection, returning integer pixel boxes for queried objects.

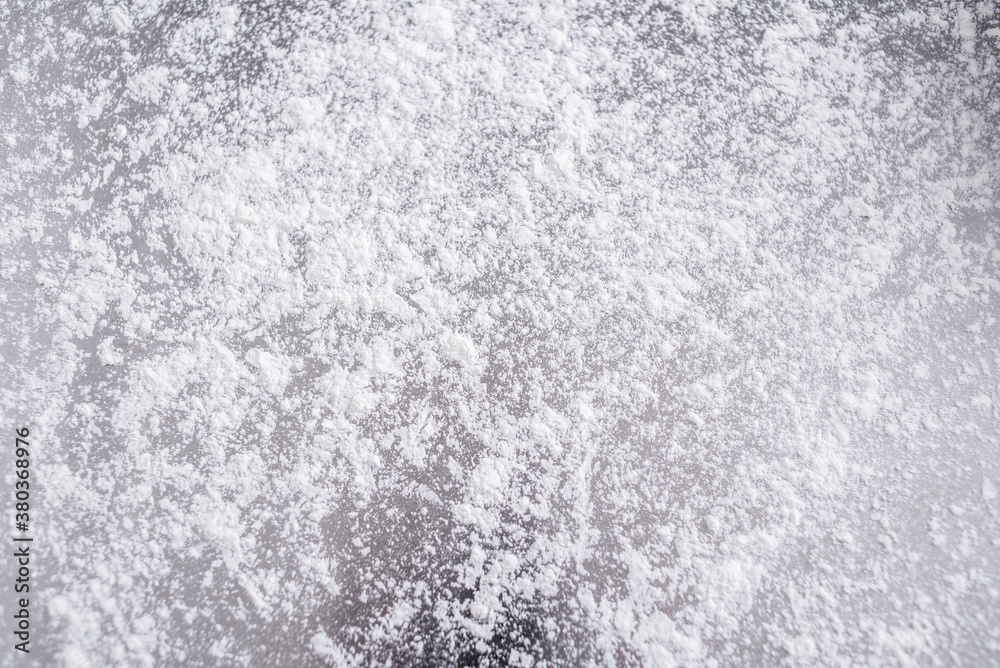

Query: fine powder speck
[1,1,998,666]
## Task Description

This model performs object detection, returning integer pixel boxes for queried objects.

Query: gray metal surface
[1,1,999,666]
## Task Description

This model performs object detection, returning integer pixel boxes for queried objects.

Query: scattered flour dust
[0,1,998,667]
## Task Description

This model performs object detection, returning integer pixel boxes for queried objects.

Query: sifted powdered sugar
[1,1,998,666]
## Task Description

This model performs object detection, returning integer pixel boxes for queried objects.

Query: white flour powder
[1,1,998,666]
